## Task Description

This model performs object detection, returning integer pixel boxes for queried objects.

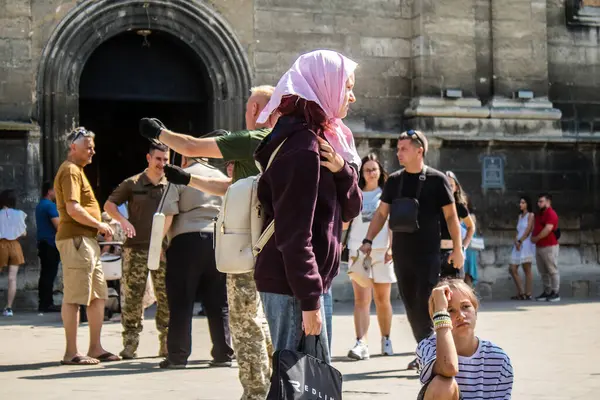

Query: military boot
[120,336,139,360]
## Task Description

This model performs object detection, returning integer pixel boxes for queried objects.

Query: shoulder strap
[257,139,287,174]
[415,165,427,199]
[397,166,427,199]
[252,138,287,257]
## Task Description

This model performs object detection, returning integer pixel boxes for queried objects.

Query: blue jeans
[260,292,331,364]
[323,288,333,351]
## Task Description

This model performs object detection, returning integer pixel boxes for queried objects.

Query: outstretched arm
[139,118,223,158]
[159,130,223,159]
[188,175,232,196]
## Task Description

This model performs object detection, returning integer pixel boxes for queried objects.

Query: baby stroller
[99,241,123,321]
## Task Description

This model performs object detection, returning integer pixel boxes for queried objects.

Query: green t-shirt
[215,128,271,182]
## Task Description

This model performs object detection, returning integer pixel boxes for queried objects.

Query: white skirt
[510,239,535,265]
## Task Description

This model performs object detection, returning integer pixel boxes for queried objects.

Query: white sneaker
[3,308,13,317]
[381,337,394,356]
[347,340,370,360]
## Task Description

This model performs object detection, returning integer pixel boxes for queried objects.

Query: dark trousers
[166,232,233,364]
[37,241,60,310]
[394,253,440,343]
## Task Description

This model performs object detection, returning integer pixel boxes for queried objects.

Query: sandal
[523,294,532,300]
[60,355,100,365]
[93,352,120,362]
[510,294,525,300]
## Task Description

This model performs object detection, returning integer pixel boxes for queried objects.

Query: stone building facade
[1,0,599,306]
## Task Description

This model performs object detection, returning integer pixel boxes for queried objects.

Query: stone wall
[439,139,600,299]
[253,0,413,132]
[0,0,33,121]
[338,135,600,301]
[491,0,550,97]
[547,0,600,135]
[412,0,478,97]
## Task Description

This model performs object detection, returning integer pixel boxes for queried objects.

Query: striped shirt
[416,336,513,399]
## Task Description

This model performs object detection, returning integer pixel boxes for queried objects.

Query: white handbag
[347,251,373,289]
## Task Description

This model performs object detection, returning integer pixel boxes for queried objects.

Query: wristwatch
[362,238,373,245]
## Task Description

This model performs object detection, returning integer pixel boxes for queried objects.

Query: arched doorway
[79,31,210,202]
[36,0,252,186]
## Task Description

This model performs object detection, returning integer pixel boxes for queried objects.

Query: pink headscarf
[257,50,361,168]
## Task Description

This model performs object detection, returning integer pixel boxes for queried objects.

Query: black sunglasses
[70,127,93,143]
[406,129,425,150]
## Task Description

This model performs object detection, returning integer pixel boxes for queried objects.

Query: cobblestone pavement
[1,299,598,399]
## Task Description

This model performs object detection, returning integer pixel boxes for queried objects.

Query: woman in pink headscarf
[253,50,362,363]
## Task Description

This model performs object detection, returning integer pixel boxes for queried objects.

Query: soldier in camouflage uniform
[104,142,170,359]
[140,86,277,399]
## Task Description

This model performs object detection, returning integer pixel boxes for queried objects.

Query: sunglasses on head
[406,129,425,150]
[70,127,93,143]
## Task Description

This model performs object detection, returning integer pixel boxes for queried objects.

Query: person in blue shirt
[36,181,61,313]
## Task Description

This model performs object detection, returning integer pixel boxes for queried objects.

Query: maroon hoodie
[253,116,362,311]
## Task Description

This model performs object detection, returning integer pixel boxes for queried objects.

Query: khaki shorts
[56,236,108,306]
[0,239,25,268]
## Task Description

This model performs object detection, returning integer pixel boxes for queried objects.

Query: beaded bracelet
[435,322,452,331]
[434,316,452,331]
[433,310,450,319]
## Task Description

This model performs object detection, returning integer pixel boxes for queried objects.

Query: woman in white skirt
[347,154,397,360]
[509,196,535,300]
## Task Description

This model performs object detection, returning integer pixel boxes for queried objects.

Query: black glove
[164,164,191,186]
[139,118,166,140]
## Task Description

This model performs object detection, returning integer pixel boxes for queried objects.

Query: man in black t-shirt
[360,130,464,369]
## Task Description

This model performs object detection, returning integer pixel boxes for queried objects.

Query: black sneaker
[159,359,187,369]
[546,292,561,302]
[209,359,233,368]
[39,304,61,313]
[535,292,550,301]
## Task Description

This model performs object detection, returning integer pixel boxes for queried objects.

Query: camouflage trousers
[227,272,273,400]
[122,248,169,353]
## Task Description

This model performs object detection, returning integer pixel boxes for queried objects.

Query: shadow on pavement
[332,352,413,364]
[17,359,215,380]
[3,358,214,379]
[0,361,61,373]
[342,368,420,382]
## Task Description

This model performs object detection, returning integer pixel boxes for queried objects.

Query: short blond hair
[428,279,480,319]
[250,85,275,99]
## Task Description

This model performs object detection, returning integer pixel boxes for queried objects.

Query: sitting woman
[416,279,513,400]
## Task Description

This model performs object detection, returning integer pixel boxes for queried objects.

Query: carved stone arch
[36,0,251,179]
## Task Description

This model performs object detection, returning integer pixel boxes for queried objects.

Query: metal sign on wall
[481,156,505,190]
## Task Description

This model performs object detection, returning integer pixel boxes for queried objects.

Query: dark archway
[36,0,252,181]
[79,31,211,202]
